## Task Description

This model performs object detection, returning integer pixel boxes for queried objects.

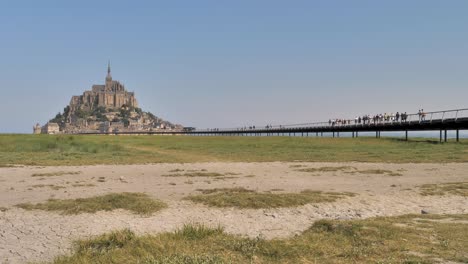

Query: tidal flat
[0,135,467,263]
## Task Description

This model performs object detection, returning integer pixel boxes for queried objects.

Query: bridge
[86,108,468,142]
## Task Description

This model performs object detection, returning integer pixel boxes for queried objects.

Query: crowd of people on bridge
[205,109,428,131]
[329,112,408,126]
[329,109,428,127]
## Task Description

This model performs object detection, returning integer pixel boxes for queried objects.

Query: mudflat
[1,162,467,263]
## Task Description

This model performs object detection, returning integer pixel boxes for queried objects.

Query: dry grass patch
[0,207,8,212]
[52,214,468,264]
[162,170,239,179]
[297,166,402,176]
[270,188,284,192]
[164,172,223,177]
[419,182,468,197]
[296,166,355,173]
[97,177,106,182]
[71,183,96,187]
[31,184,66,190]
[289,164,306,168]
[185,187,355,209]
[31,171,81,177]
[347,169,403,176]
[168,168,185,172]
[15,192,167,215]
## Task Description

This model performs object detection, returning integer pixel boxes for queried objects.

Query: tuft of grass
[97,177,106,182]
[71,183,96,187]
[168,169,185,172]
[31,171,81,177]
[31,184,66,190]
[185,188,355,209]
[269,188,284,192]
[289,164,305,168]
[0,207,8,212]
[347,169,403,176]
[419,182,468,197]
[297,166,403,176]
[297,166,355,173]
[2,135,468,166]
[163,172,225,177]
[52,214,468,264]
[15,192,167,215]
[173,224,224,240]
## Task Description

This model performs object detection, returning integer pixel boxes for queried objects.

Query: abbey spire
[105,60,113,90]
[106,61,112,80]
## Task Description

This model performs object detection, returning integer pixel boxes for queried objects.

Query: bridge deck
[79,108,468,142]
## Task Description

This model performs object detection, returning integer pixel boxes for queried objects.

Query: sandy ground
[0,162,467,263]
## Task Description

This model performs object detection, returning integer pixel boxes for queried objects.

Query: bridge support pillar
[333,132,335,138]
[316,132,318,137]
[321,132,323,137]
[302,132,304,137]
[376,131,378,138]
[405,130,408,141]
[440,130,443,142]
[444,129,447,142]
[352,132,354,138]
[456,129,459,142]
[356,131,358,138]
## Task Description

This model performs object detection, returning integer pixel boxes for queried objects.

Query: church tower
[105,61,112,91]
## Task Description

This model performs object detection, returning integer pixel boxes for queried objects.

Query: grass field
[16,193,167,215]
[52,214,468,264]
[1,134,467,166]
[419,182,468,197]
[185,188,355,209]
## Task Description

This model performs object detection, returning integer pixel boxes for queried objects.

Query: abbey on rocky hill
[34,63,182,134]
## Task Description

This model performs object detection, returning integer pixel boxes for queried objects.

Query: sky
[1,0,467,133]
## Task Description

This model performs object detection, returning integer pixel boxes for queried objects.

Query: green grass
[419,182,468,197]
[1,134,468,166]
[31,171,81,177]
[51,214,468,264]
[184,187,355,209]
[15,192,167,215]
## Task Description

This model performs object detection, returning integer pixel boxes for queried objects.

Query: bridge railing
[194,108,468,132]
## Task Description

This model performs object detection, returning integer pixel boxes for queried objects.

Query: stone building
[33,62,182,134]
[68,62,138,113]
[33,123,41,134]
[41,123,60,134]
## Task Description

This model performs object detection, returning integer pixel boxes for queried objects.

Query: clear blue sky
[1,0,467,133]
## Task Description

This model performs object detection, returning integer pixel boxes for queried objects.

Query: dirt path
[1,162,467,263]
